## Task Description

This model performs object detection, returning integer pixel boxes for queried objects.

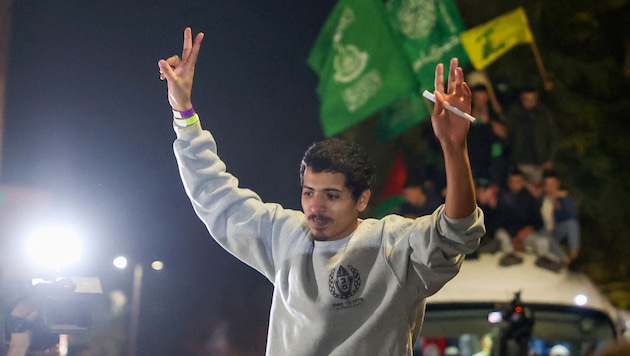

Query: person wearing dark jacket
[541,170,581,266]
[494,168,563,271]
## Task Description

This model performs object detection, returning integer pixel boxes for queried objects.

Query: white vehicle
[416,253,623,356]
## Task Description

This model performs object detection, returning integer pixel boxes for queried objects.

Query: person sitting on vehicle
[390,179,444,219]
[540,170,581,268]
[473,178,501,255]
[493,168,563,271]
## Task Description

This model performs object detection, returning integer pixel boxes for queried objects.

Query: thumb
[433,90,446,114]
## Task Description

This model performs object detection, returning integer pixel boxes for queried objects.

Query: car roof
[427,253,618,319]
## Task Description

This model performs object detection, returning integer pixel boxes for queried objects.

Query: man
[494,168,563,271]
[473,179,501,255]
[158,28,484,355]
[506,86,557,193]
[541,170,581,266]
[1,243,57,356]
[468,84,508,186]
[390,179,444,219]
[507,87,557,192]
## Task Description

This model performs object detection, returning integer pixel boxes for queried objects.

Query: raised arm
[157,27,205,111]
[430,58,476,219]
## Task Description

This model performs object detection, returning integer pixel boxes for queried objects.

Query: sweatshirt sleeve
[384,205,484,297]
[172,120,306,280]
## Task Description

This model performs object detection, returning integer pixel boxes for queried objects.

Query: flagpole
[529,39,550,90]
[480,70,504,120]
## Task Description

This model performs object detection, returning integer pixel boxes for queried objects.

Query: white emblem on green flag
[308,0,417,137]
[332,8,368,84]
[377,0,469,141]
[395,0,436,39]
[388,0,469,87]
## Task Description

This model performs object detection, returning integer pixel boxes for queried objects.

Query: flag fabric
[376,91,427,142]
[308,0,417,137]
[380,153,408,198]
[375,154,408,218]
[460,7,534,70]
[386,0,470,88]
[377,0,469,141]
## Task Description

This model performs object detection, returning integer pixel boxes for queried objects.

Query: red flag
[380,154,408,199]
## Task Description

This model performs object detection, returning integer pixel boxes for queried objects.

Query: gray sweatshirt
[173,120,484,355]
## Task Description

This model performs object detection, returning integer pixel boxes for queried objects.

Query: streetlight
[26,225,83,273]
[113,256,164,356]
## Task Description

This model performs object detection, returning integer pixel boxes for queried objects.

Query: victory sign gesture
[158,27,205,111]
[430,58,472,146]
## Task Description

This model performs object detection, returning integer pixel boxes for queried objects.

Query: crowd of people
[470,77,581,272]
[391,73,581,272]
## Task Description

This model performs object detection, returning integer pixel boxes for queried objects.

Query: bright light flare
[26,226,83,269]
[574,294,588,306]
[151,260,164,271]
[113,256,128,269]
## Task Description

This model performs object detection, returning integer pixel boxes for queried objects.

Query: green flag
[376,91,427,141]
[378,0,469,141]
[308,0,417,137]
[388,0,469,86]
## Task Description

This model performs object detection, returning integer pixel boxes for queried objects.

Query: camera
[497,291,535,356]
[27,276,103,334]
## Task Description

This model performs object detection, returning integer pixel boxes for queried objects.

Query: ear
[356,189,371,212]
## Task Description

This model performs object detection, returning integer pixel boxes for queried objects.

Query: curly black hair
[299,138,375,201]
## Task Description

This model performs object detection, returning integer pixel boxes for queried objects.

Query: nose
[309,193,325,214]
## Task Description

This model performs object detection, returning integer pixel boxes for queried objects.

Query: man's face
[520,91,539,111]
[543,177,561,196]
[472,89,489,107]
[403,186,426,206]
[301,167,369,241]
[508,174,526,194]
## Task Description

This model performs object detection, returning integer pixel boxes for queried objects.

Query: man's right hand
[158,27,205,111]
[513,226,533,252]
[10,300,38,322]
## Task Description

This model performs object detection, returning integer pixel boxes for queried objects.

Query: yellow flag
[460,7,534,70]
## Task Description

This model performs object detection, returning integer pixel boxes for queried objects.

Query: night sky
[2,0,339,353]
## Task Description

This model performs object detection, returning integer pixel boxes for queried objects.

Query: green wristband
[173,113,199,128]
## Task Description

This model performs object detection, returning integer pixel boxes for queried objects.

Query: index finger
[181,27,193,60]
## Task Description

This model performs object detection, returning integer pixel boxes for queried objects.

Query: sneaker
[567,259,582,273]
[499,253,523,267]
[535,256,563,273]
[478,239,501,254]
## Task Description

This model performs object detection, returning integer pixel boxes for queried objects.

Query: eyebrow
[302,185,344,193]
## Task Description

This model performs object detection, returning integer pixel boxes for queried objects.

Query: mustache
[308,214,331,222]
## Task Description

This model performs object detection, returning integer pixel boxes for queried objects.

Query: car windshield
[416,302,617,356]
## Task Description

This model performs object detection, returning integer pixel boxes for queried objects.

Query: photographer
[496,292,534,356]
[4,300,39,356]
[1,238,59,356]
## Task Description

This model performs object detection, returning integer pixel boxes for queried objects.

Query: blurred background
[1,0,629,355]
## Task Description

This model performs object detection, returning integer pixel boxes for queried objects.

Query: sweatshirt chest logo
[328,265,361,299]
